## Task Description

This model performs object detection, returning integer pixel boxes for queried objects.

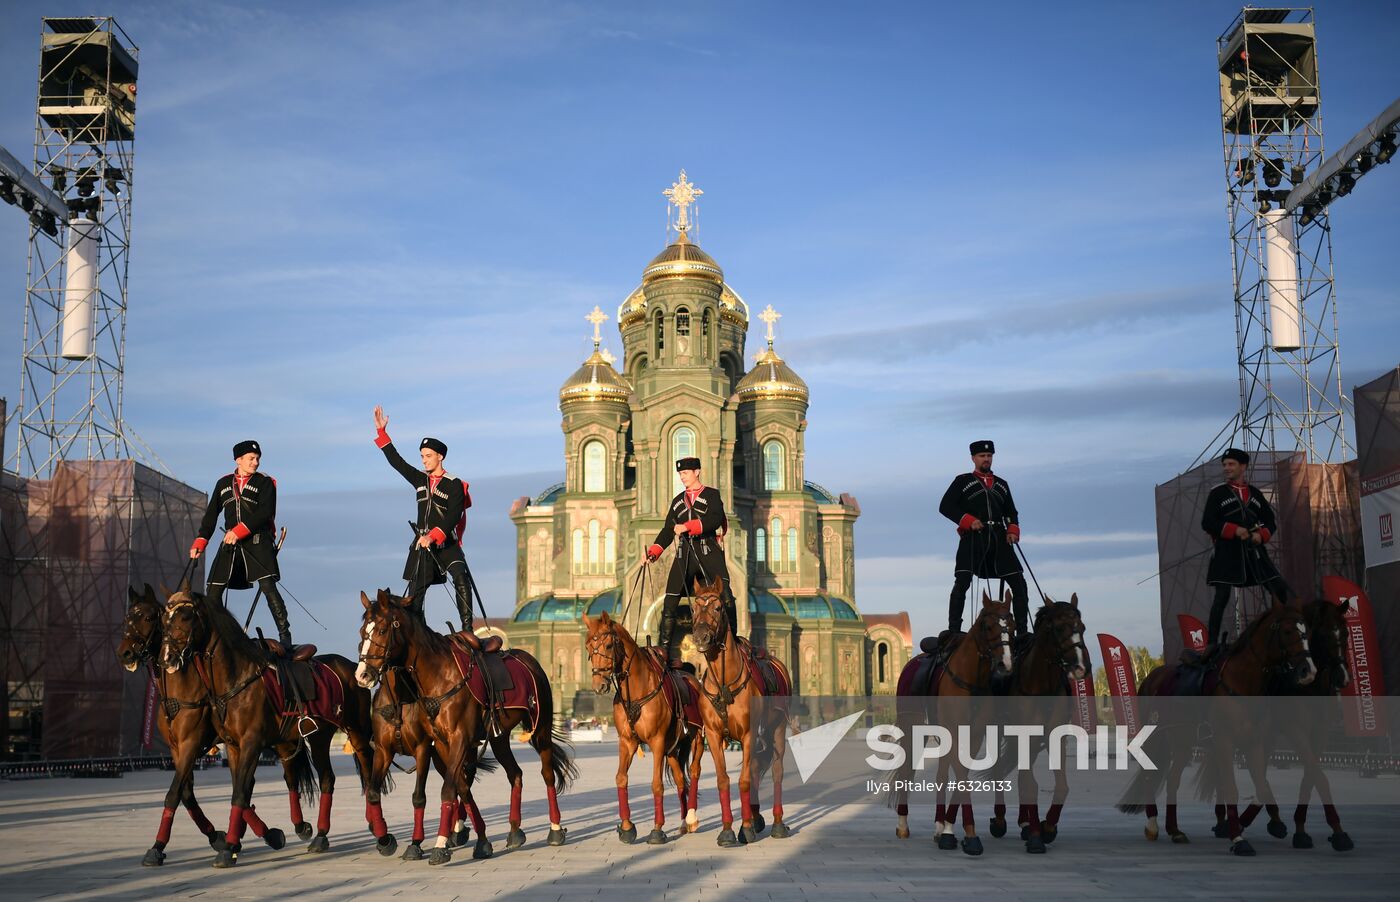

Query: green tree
[1092,646,1164,697]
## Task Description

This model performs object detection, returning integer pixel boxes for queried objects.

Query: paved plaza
[2,740,1398,901]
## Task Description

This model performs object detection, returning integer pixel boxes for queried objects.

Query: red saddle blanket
[260,661,345,726]
[640,650,704,728]
[447,644,541,731]
[746,653,792,698]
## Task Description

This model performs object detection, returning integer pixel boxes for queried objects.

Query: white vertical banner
[1360,467,1400,569]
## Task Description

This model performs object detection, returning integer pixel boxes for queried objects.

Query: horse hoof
[428,847,452,866]
[1026,835,1046,854]
[1171,832,1190,845]
[212,848,237,869]
[1145,826,1159,841]
[990,817,1007,838]
[295,821,314,841]
[141,847,166,867]
[937,834,959,851]
[770,822,791,839]
[547,827,567,847]
[208,833,228,851]
[1019,824,1030,841]
[716,828,738,848]
[306,834,330,854]
[401,841,424,861]
[449,828,470,849]
[1293,831,1313,849]
[751,813,766,834]
[1230,839,1256,857]
[1328,832,1354,852]
[1041,823,1058,844]
[646,827,668,845]
[895,825,910,839]
[506,827,526,849]
[617,824,637,845]
[473,838,494,860]
[1267,819,1288,839]
[961,836,984,856]
[264,827,286,851]
[376,834,398,857]
[1212,821,1231,839]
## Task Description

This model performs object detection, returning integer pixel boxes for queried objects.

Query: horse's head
[689,575,728,655]
[1305,598,1350,691]
[583,611,627,695]
[117,584,162,672]
[1250,600,1316,687]
[1034,593,1089,682]
[974,592,1015,680]
[356,588,413,688]
[160,583,206,673]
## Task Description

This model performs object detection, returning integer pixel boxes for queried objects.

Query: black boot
[657,613,678,667]
[263,583,293,648]
[452,574,474,634]
[724,596,740,641]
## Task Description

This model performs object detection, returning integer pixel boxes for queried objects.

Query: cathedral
[490,172,912,717]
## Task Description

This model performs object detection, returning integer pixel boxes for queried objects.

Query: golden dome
[618,280,749,328]
[736,346,808,403]
[559,349,630,407]
[642,232,724,285]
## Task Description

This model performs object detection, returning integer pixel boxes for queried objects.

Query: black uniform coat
[377,436,471,584]
[650,486,732,596]
[939,472,1022,579]
[197,472,280,589]
[1201,482,1282,587]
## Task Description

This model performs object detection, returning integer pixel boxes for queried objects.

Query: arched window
[755,527,767,563]
[572,528,584,574]
[654,310,665,357]
[702,308,712,356]
[605,528,617,572]
[676,307,690,336]
[877,642,890,683]
[763,440,785,491]
[582,440,606,493]
[672,425,696,494]
[588,519,601,574]
[787,528,798,569]
[770,517,783,566]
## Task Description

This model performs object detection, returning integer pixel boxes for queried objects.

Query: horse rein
[1218,609,1311,696]
[941,612,1012,694]
[588,623,668,729]
[123,603,205,722]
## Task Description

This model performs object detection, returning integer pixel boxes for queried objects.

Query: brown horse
[892,592,1013,855]
[584,610,704,845]
[355,589,576,865]
[1118,599,1315,855]
[369,662,494,861]
[160,588,377,867]
[119,585,322,865]
[986,595,1090,853]
[690,575,792,846]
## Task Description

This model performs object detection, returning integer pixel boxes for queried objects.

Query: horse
[369,660,495,861]
[892,592,1014,854]
[355,589,577,865]
[985,595,1090,853]
[1117,599,1315,855]
[160,588,377,867]
[689,575,792,846]
[584,610,705,845]
[1233,598,1353,851]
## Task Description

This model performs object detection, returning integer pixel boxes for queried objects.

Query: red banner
[1096,633,1140,738]
[1177,614,1208,652]
[1069,673,1096,731]
[141,674,158,749]
[1322,575,1388,737]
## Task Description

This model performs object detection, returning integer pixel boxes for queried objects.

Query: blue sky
[1,1,1397,657]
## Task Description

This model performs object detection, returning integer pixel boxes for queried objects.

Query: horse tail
[663,730,697,789]
[1192,737,1226,803]
[538,728,578,794]
[1115,720,1172,814]
[474,747,499,775]
[288,741,319,802]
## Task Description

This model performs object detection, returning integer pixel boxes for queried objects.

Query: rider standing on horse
[939,440,1030,647]
[189,440,292,646]
[373,405,474,631]
[1201,448,1291,648]
[646,456,738,664]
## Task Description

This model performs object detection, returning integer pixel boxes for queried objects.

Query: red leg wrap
[155,807,176,847]
[1025,804,1040,836]
[1166,803,1179,835]
[719,783,733,825]
[1241,803,1261,826]
[243,805,268,838]
[437,801,455,839]
[1323,804,1341,830]
[772,778,783,820]
[365,799,386,838]
[1045,803,1063,826]
[960,803,974,827]
[994,802,1006,819]
[687,779,699,815]
[1226,804,1242,837]
[510,783,522,825]
[740,786,751,821]
[468,797,485,834]
[548,785,562,825]
[896,802,909,817]
[653,793,665,826]
[1145,803,1158,819]
[1294,803,1309,825]
[289,789,304,826]
[618,786,632,822]
[225,805,245,845]
[412,804,426,843]
[317,791,334,835]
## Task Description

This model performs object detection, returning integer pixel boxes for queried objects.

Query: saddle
[1171,648,1223,697]
[446,639,536,736]
[259,639,319,705]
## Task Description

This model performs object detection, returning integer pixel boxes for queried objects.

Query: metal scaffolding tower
[1216,7,1350,465]
[11,18,153,478]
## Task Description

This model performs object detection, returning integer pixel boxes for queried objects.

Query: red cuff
[1220,523,1237,540]
[428,527,447,546]
[685,519,703,536]
[1006,524,1020,538]
[374,428,391,449]
[191,537,208,553]
[1257,527,1271,543]
[231,523,251,540]
[647,543,663,559]
[957,513,976,534]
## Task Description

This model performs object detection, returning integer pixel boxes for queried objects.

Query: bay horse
[985,595,1090,853]
[1233,598,1353,851]
[160,588,377,867]
[690,575,792,846]
[892,592,1014,854]
[1117,599,1315,855]
[369,662,494,861]
[118,585,316,865]
[355,589,576,865]
[584,610,704,845]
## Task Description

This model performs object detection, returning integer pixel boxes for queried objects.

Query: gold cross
[586,305,608,349]
[759,304,781,347]
[663,170,703,235]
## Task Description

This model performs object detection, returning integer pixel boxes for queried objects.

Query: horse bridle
[161,597,201,672]
[943,608,1013,693]
[1219,608,1312,695]
[358,605,403,685]
[161,596,262,720]
[121,601,161,665]
[586,622,629,696]
[125,600,206,721]
[1037,607,1089,676]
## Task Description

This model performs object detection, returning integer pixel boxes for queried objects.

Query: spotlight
[1377,133,1397,165]
[1335,169,1357,198]
[1290,165,1306,185]
[1236,158,1255,186]
[16,190,34,213]
[1356,151,1375,175]
[1263,158,1285,188]
[104,167,123,196]
[1299,204,1319,226]
[76,173,96,197]
[39,209,57,237]
[48,165,68,194]
[0,175,16,205]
